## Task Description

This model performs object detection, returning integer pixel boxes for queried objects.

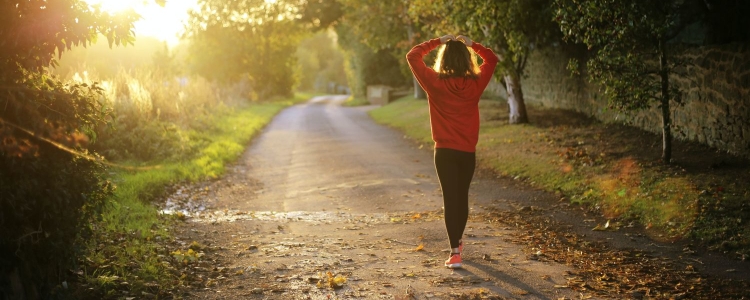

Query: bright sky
[84,0,199,47]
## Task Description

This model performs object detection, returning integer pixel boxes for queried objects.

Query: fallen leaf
[319,271,347,289]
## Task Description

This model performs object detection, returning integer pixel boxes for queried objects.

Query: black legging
[434,148,476,249]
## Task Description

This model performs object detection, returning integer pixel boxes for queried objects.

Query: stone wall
[514,43,750,157]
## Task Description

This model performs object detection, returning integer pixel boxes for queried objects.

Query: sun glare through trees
[1,0,749,299]
[83,0,197,46]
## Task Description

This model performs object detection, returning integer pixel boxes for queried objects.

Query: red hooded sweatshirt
[406,38,498,153]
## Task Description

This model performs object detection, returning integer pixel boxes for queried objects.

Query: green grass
[342,95,371,107]
[370,96,749,257]
[78,95,309,298]
[103,103,283,229]
[293,91,323,103]
[266,91,322,105]
[368,95,432,144]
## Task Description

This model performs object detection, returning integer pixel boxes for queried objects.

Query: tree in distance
[185,0,304,99]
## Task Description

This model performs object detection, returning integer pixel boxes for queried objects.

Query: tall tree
[554,0,706,163]
[410,0,559,124]
[185,0,304,99]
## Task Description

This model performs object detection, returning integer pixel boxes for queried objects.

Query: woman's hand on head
[456,35,473,47]
[439,35,455,44]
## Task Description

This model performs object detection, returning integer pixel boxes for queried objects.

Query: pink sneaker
[445,253,462,269]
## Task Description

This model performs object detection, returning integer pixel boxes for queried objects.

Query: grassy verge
[342,95,370,107]
[370,96,750,259]
[76,93,311,299]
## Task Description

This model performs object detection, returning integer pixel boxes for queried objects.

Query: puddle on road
[287,177,424,197]
[158,177,432,224]
[160,185,209,216]
[187,210,391,224]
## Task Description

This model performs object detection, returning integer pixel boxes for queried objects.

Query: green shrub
[0,65,115,298]
[0,145,113,298]
[71,68,234,162]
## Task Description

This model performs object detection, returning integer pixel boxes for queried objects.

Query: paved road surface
[176,95,585,299]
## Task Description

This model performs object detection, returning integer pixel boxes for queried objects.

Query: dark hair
[433,40,480,79]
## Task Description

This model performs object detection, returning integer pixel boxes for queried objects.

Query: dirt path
[167,95,749,299]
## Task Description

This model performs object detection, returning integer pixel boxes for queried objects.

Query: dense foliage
[337,0,424,98]
[296,31,348,93]
[185,0,304,99]
[0,144,113,298]
[0,0,138,156]
[0,0,142,298]
[86,69,231,162]
[295,0,420,98]
[334,24,408,97]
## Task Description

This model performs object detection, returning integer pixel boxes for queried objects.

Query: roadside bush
[0,149,113,299]
[68,69,233,162]
[0,73,114,299]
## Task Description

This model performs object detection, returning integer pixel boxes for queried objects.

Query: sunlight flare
[83,0,198,46]
[84,0,142,13]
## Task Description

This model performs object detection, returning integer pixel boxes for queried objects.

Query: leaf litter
[163,176,744,299]
[484,207,750,299]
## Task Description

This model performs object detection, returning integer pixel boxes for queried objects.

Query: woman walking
[406,35,498,268]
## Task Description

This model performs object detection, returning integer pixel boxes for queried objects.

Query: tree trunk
[504,74,529,124]
[406,24,426,100]
[659,40,672,164]
[413,75,426,99]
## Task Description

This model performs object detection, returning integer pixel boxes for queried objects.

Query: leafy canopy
[410,0,558,78]
[553,0,693,111]
[0,0,139,73]
[0,0,142,156]
[1,1,146,296]
[338,0,416,50]
[185,0,305,98]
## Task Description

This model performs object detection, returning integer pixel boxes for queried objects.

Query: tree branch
[0,90,72,119]
[0,117,159,171]
[519,47,529,73]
